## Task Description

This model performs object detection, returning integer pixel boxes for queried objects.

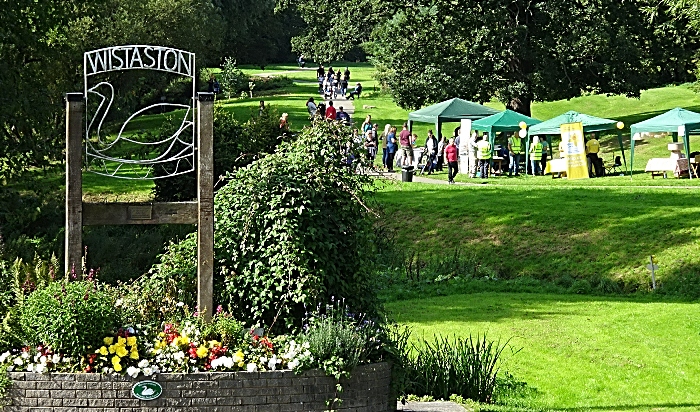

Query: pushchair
[419,150,437,175]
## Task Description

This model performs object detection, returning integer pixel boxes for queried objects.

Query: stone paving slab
[397,400,467,411]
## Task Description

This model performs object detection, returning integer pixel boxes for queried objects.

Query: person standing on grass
[325,100,337,120]
[445,138,458,184]
[467,132,478,178]
[399,123,413,167]
[361,115,372,134]
[436,135,446,171]
[425,130,438,175]
[381,124,391,170]
[476,135,492,178]
[344,66,351,81]
[586,134,601,177]
[386,126,397,172]
[540,136,549,174]
[364,129,377,166]
[530,136,543,175]
[508,132,523,177]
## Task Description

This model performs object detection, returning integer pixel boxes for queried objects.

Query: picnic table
[544,158,567,176]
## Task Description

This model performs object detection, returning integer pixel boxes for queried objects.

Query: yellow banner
[560,122,589,180]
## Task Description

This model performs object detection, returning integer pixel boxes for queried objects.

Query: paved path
[397,400,467,411]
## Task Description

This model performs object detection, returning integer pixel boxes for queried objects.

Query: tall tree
[372,0,699,113]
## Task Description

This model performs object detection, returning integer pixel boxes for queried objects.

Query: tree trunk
[506,96,532,117]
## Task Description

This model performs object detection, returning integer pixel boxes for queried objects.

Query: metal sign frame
[65,45,214,321]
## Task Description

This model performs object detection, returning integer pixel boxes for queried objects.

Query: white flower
[126,366,140,378]
[0,352,10,363]
[222,357,233,369]
[260,356,267,363]
[138,359,149,368]
[288,359,299,370]
[13,357,23,366]
[20,352,29,359]
[26,364,34,372]
[142,367,154,376]
[176,302,184,307]
[268,356,279,371]
[51,354,61,364]
[246,363,258,372]
[39,355,47,364]
[35,364,46,374]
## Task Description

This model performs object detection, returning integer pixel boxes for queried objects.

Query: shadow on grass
[557,402,700,411]
[375,185,700,294]
[387,292,693,326]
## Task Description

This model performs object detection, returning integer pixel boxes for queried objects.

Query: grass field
[387,293,700,412]
[373,181,700,295]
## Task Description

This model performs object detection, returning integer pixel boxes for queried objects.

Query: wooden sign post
[64,48,215,320]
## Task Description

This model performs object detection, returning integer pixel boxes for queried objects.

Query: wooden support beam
[82,202,198,225]
[65,93,84,277]
[197,93,215,322]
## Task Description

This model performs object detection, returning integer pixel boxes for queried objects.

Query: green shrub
[152,105,283,201]
[403,335,508,404]
[147,120,378,332]
[19,281,121,357]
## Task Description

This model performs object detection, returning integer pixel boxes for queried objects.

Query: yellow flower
[103,337,114,345]
[158,332,165,338]
[129,349,139,360]
[108,344,116,354]
[126,336,137,347]
[99,346,108,356]
[113,362,123,372]
[208,340,221,348]
[116,345,128,358]
[196,346,208,358]
[238,361,245,368]
[155,340,167,350]
[232,350,244,364]
[117,336,126,345]
[112,355,121,365]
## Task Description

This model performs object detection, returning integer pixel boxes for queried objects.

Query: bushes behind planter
[19,280,120,358]
[140,120,378,332]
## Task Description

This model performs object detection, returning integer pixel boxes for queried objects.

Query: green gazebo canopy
[528,111,618,135]
[526,110,626,172]
[408,98,501,138]
[472,109,541,134]
[629,107,700,178]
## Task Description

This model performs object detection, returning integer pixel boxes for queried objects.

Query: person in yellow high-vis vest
[530,136,543,175]
[476,136,492,178]
[507,133,522,177]
[585,134,601,177]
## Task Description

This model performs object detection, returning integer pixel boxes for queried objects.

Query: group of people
[316,65,362,100]
[305,97,352,124]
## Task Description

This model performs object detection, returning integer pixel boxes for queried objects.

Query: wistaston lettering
[85,46,194,77]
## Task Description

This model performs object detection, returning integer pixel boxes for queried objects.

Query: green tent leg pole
[630,135,635,181]
[684,131,692,180]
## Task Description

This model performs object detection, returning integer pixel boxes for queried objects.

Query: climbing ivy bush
[144,120,379,331]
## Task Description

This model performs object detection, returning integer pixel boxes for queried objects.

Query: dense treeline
[285,0,700,114]
[0,0,299,182]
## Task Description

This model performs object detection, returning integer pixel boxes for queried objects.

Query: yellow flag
[560,122,589,180]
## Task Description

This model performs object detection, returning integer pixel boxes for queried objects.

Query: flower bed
[5,362,393,412]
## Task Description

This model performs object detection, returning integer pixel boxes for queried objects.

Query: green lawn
[387,293,700,411]
[373,181,700,294]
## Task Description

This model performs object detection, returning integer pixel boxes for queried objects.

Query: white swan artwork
[85,81,195,179]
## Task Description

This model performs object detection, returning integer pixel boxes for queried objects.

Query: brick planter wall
[5,362,394,412]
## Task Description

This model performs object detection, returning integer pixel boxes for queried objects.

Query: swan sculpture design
[85,81,195,179]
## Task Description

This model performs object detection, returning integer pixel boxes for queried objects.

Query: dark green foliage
[214,120,377,330]
[152,105,283,201]
[218,58,250,98]
[402,335,508,403]
[147,120,378,331]
[371,0,700,113]
[19,281,120,357]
